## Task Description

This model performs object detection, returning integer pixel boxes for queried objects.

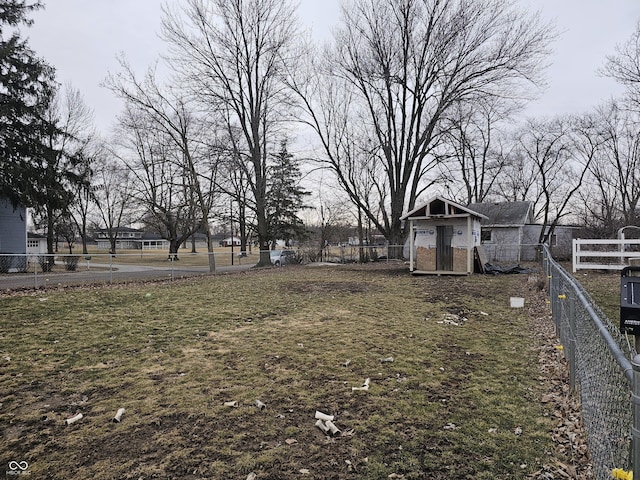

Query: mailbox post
[621,266,640,478]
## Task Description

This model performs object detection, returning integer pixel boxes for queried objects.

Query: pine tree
[266,141,310,247]
[0,0,57,207]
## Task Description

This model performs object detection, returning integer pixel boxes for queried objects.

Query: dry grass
[1,263,561,479]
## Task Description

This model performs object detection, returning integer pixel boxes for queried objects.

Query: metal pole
[632,354,640,479]
[568,293,576,394]
[230,199,234,266]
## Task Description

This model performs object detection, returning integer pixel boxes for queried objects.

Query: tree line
[2,0,640,269]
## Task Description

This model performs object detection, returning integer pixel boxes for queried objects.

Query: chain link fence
[543,244,635,479]
[0,246,402,290]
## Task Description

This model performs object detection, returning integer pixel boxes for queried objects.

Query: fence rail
[543,244,637,479]
[573,238,640,272]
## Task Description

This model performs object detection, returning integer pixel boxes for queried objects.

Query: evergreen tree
[0,0,57,207]
[266,141,310,247]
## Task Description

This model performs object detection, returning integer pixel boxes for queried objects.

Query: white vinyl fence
[573,238,640,272]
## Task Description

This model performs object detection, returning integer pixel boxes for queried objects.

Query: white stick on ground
[113,408,126,423]
[325,420,341,436]
[315,419,330,433]
[352,378,370,391]
[224,401,239,407]
[314,410,334,422]
[65,413,83,425]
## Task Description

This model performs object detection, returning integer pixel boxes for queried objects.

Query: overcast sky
[24,0,640,133]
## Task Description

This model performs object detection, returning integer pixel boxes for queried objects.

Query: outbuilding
[402,196,486,275]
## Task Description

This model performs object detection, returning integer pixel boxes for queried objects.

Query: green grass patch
[1,264,554,479]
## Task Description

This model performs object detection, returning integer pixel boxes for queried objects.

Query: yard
[0,263,582,479]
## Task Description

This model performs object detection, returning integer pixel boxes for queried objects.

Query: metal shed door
[436,225,454,271]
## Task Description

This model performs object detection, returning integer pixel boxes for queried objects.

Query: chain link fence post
[568,292,577,394]
[633,354,640,479]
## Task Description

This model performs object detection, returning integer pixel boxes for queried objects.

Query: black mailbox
[620,266,640,335]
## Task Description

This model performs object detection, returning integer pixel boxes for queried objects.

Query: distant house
[95,227,170,251]
[402,196,486,275]
[220,236,241,247]
[468,201,576,262]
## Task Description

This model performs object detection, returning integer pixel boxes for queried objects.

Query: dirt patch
[287,281,381,295]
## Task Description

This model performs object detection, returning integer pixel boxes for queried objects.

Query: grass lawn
[55,247,260,269]
[1,263,561,479]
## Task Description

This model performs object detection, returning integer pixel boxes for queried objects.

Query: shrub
[63,255,80,271]
[38,256,53,272]
[0,255,11,273]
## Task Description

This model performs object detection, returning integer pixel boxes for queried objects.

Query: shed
[402,196,486,275]
[468,201,534,263]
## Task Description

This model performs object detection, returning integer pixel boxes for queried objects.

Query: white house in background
[95,227,169,251]
[27,232,47,254]
[220,236,241,247]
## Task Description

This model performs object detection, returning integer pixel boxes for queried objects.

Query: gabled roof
[95,226,142,233]
[468,201,533,227]
[402,195,487,220]
[27,232,46,239]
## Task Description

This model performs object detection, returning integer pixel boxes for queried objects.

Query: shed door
[436,225,454,271]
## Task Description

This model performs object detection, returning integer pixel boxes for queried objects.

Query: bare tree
[288,67,396,249]
[161,0,300,266]
[437,98,516,204]
[106,60,219,270]
[494,144,539,203]
[514,117,594,244]
[291,0,553,249]
[603,21,640,105]
[67,144,99,255]
[115,104,199,259]
[580,101,640,234]
[92,156,136,255]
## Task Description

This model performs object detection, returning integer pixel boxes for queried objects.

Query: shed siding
[481,227,521,263]
[521,225,574,261]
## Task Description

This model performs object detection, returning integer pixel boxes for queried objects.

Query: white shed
[402,196,486,275]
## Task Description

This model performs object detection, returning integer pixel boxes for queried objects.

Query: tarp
[483,263,533,275]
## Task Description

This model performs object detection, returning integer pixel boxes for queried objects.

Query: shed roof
[402,196,487,220]
[468,201,533,227]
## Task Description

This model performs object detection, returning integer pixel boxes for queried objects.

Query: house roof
[401,196,487,220]
[27,232,46,239]
[96,226,142,233]
[468,201,533,227]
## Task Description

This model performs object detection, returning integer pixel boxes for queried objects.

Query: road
[0,261,256,291]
